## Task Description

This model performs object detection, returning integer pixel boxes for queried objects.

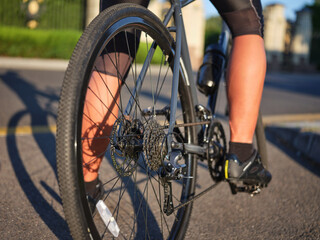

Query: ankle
[84,177,99,197]
[228,141,253,163]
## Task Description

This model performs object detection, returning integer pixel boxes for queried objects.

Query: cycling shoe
[224,150,272,186]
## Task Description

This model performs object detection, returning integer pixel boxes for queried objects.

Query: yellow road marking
[263,113,320,126]
[0,113,319,136]
[0,125,56,136]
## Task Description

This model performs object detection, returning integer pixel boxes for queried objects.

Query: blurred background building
[264,3,314,71]
[290,7,313,67]
[264,4,287,70]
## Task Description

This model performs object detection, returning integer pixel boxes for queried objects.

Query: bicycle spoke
[148,170,171,234]
[87,85,119,120]
[124,29,140,121]
[155,52,164,101]
[93,67,124,117]
[155,65,170,106]
[145,33,155,117]
[132,173,150,238]
[102,47,148,123]
[145,163,150,239]
[82,150,108,167]
[134,29,138,120]
[102,49,135,102]
[112,38,124,114]
[158,176,164,238]
[114,174,126,225]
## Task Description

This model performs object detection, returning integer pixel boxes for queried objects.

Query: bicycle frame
[165,0,230,155]
[126,0,231,158]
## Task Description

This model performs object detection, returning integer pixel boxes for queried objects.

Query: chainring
[207,120,226,182]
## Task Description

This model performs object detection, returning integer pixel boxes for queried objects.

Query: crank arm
[171,142,207,157]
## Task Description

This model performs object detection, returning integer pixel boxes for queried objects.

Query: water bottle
[96,200,120,237]
[197,44,226,96]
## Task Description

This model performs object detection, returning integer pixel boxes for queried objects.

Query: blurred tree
[0,0,26,27]
[204,16,222,50]
[0,0,85,30]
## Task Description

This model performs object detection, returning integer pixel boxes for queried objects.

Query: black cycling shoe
[85,178,104,213]
[224,150,272,186]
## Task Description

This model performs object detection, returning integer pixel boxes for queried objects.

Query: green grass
[204,16,222,49]
[135,44,164,65]
[0,26,164,64]
[0,26,81,59]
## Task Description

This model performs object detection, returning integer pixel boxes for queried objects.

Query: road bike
[56,0,268,239]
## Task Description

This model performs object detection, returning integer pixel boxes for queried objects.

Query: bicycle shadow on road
[1,71,71,239]
[265,126,320,178]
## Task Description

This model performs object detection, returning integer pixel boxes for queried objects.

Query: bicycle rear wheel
[56,4,197,240]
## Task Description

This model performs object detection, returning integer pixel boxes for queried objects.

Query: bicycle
[56,0,268,239]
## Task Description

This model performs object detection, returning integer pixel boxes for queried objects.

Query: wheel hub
[110,117,144,176]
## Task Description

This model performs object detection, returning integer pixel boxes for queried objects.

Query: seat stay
[167,0,183,153]
[124,42,157,116]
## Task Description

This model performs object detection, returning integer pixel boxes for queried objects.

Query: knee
[213,0,264,38]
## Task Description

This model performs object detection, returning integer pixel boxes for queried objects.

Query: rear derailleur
[160,151,189,216]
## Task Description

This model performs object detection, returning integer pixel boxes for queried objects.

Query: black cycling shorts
[98,0,263,77]
[100,0,264,38]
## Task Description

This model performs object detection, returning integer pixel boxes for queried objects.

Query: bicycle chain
[174,183,220,211]
[143,118,167,171]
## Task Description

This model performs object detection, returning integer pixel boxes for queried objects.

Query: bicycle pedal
[250,187,261,197]
[227,182,263,197]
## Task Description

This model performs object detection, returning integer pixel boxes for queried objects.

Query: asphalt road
[0,65,320,239]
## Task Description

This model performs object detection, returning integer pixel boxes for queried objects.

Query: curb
[0,57,160,73]
[0,57,68,71]
[265,124,320,167]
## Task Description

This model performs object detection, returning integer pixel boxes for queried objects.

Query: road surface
[0,62,319,239]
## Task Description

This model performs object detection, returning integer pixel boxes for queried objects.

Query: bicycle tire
[56,4,197,240]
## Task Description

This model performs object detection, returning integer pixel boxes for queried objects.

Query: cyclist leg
[210,0,271,184]
[83,0,150,195]
[82,68,121,183]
